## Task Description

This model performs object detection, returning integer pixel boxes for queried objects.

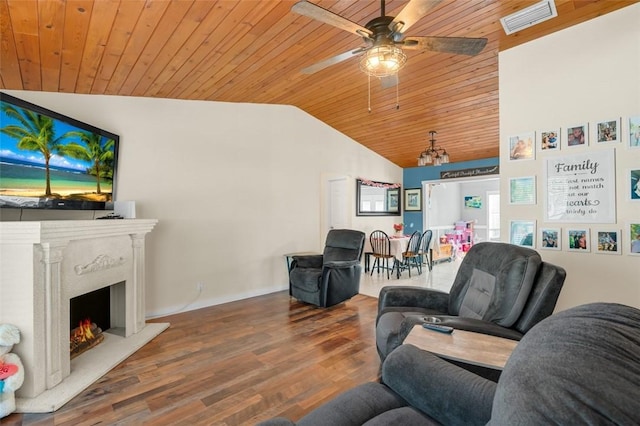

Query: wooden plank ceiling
[0,0,634,168]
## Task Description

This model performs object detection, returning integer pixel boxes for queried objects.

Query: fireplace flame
[70,318,104,359]
[72,319,95,343]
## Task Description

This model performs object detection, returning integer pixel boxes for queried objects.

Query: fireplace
[0,219,169,412]
[70,286,113,335]
[69,283,121,359]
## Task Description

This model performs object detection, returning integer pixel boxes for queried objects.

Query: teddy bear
[0,324,24,418]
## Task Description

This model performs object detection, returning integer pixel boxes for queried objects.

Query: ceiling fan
[291,0,488,79]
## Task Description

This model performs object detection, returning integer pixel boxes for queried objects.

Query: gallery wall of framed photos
[505,126,637,256]
[499,4,640,310]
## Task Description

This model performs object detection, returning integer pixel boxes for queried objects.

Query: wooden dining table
[364,235,411,278]
[388,235,411,261]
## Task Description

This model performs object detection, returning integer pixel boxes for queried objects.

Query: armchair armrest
[256,418,296,426]
[323,259,361,269]
[378,286,450,314]
[439,317,524,341]
[292,254,323,269]
[382,344,496,426]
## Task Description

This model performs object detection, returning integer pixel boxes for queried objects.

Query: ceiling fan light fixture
[360,45,407,77]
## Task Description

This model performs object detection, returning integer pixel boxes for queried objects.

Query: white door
[327,177,349,232]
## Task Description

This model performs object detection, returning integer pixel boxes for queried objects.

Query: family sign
[545,148,616,223]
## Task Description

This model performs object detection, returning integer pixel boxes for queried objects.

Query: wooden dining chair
[418,229,434,272]
[369,230,397,279]
[399,231,423,277]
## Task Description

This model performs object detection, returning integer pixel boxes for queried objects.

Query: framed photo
[510,220,535,248]
[630,169,640,201]
[629,223,640,256]
[509,176,536,205]
[629,116,640,148]
[464,195,482,209]
[508,132,535,161]
[387,188,400,213]
[539,227,561,250]
[565,124,588,148]
[593,229,620,255]
[567,228,590,252]
[404,188,422,211]
[539,129,560,152]
[595,118,619,144]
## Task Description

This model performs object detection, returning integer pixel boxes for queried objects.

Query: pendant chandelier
[417,131,450,166]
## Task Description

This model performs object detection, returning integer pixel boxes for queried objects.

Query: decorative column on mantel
[0,219,158,402]
[40,241,68,389]
[131,234,147,333]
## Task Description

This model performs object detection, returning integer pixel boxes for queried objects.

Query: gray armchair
[258,303,640,425]
[376,242,566,360]
[289,229,365,308]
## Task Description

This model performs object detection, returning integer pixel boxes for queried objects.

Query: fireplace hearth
[0,219,169,413]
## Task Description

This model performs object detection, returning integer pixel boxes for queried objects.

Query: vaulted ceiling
[0,0,634,168]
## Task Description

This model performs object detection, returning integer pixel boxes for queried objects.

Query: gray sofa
[258,302,640,425]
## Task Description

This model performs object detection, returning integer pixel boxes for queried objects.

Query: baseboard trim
[145,285,288,319]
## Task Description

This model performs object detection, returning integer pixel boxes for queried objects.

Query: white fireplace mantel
[0,219,158,244]
[0,219,167,412]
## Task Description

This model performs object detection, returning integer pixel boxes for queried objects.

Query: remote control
[422,323,454,334]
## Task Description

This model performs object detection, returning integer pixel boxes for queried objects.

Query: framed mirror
[356,179,402,216]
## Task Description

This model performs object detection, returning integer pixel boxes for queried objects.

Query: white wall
[427,182,461,228]
[460,179,500,242]
[2,91,402,317]
[499,4,640,310]
[426,179,499,229]
[460,179,499,225]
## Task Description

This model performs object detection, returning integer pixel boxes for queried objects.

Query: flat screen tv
[0,92,119,210]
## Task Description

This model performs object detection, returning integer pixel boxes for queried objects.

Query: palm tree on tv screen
[61,131,115,194]
[0,104,68,196]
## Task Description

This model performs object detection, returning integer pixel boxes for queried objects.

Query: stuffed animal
[0,324,24,418]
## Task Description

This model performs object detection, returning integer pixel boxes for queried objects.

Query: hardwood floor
[7,292,381,426]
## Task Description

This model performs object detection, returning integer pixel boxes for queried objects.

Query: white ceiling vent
[500,0,558,35]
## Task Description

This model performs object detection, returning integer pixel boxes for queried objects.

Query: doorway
[323,176,350,240]
[422,177,500,245]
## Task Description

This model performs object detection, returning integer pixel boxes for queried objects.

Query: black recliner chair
[289,229,365,308]
[376,242,566,360]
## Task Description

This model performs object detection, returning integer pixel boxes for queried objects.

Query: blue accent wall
[402,158,499,235]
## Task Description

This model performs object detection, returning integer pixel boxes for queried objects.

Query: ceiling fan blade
[402,36,488,56]
[300,47,368,75]
[389,0,443,38]
[292,1,373,38]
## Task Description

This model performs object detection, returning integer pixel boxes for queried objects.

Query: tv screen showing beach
[0,93,118,210]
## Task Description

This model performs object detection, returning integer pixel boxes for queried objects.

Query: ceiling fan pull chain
[395,75,400,110]
[368,74,372,113]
